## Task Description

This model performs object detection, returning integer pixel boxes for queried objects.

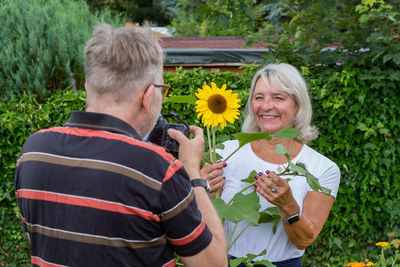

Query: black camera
[146,112,190,154]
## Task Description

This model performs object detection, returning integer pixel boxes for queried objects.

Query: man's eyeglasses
[140,84,170,101]
[153,84,170,100]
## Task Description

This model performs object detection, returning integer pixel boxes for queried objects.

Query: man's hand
[167,125,204,179]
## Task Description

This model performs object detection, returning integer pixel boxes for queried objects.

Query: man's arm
[168,126,227,267]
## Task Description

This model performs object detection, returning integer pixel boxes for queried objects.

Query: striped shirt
[15,111,212,267]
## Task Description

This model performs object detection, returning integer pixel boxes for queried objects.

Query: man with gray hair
[15,23,227,266]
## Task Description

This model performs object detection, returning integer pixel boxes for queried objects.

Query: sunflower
[195,82,241,129]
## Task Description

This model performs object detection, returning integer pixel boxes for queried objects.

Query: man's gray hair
[84,23,164,102]
[242,63,318,144]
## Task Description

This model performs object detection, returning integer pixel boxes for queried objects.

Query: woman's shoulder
[300,145,340,173]
[300,145,341,197]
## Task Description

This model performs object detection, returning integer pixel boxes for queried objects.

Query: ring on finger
[271,188,277,193]
[209,172,214,179]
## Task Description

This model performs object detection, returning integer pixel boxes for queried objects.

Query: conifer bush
[0,0,121,101]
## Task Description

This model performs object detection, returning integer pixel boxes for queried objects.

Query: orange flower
[376,241,389,247]
[345,262,366,267]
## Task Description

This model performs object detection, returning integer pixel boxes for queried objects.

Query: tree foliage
[167,0,264,36]
[168,0,400,69]
[249,0,400,68]
[84,0,171,25]
[0,0,122,101]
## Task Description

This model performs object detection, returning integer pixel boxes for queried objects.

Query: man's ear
[140,85,154,113]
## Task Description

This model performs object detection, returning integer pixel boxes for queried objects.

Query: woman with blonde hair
[203,63,340,267]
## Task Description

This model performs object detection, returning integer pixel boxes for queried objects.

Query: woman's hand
[200,161,227,195]
[254,171,299,217]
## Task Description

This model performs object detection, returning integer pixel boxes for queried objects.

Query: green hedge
[0,90,86,264]
[1,66,399,265]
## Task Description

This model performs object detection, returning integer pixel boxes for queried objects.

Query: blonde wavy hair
[241,63,318,144]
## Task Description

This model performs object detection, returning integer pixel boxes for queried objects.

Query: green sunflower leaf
[244,249,267,262]
[288,161,332,195]
[258,207,281,234]
[241,170,258,184]
[162,95,197,104]
[212,191,261,225]
[271,126,302,139]
[274,144,290,162]
[274,144,289,155]
[229,257,247,267]
[202,151,222,164]
[232,131,272,148]
[215,143,225,150]
[229,249,274,267]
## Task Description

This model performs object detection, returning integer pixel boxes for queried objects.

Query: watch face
[287,215,300,224]
[283,213,300,224]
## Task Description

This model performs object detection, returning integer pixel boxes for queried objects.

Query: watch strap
[191,179,210,193]
[282,212,301,224]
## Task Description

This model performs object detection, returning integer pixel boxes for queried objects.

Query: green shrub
[1,66,399,265]
[0,0,122,101]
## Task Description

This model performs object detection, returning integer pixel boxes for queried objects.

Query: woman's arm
[281,191,334,249]
[254,171,335,249]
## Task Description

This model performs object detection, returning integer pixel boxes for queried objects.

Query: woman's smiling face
[251,78,299,134]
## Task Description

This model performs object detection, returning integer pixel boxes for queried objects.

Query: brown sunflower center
[207,94,227,114]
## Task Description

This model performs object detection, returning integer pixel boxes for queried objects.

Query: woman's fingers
[209,176,225,193]
[254,171,295,208]
[200,161,228,193]
[255,172,277,192]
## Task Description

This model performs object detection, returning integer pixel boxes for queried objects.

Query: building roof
[125,24,269,72]
[160,36,271,72]
[160,36,269,49]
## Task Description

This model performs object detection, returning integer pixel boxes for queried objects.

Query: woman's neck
[251,137,303,164]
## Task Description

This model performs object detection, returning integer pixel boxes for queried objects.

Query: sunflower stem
[227,222,251,251]
[227,222,238,248]
[206,126,213,163]
[223,147,240,162]
[212,128,216,163]
[212,128,220,198]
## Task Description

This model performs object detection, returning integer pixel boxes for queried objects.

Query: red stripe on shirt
[162,259,176,267]
[17,189,160,222]
[20,214,27,224]
[31,256,65,267]
[163,160,184,183]
[168,219,206,246]
[38,127,175,162]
